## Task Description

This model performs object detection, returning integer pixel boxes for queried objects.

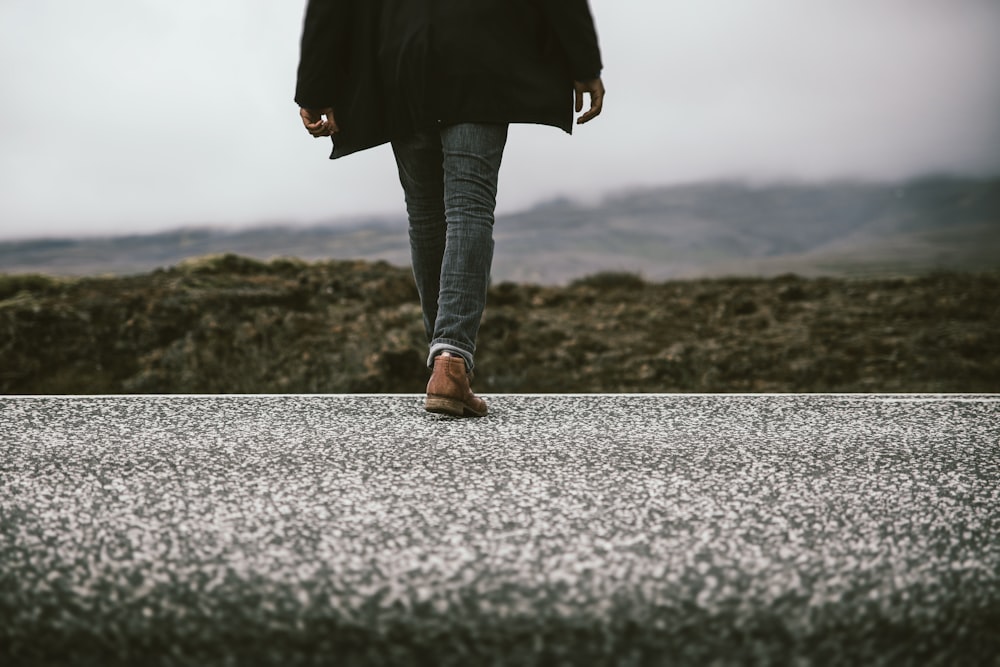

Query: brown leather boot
[425,353,487,417]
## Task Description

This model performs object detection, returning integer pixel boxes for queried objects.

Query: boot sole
[425,395,488,418]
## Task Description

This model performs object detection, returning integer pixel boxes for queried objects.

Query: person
[296,0,605,417]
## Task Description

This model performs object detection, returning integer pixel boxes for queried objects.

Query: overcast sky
[1,0,999,241]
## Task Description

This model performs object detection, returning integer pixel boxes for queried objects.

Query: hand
[574,78,605,125]
[300,107,338,137]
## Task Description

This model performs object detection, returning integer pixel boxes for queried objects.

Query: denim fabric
[392,123,509,371]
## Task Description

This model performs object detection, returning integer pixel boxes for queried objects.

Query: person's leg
[428,122,508,372]
[391,131,446,345]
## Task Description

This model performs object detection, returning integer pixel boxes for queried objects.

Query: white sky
[1,0,999,240]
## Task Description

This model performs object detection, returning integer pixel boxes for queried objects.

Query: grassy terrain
[1,257,998,395]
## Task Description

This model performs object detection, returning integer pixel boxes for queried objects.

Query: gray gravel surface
[1,394,998,666]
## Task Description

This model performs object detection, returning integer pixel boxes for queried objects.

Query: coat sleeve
[295,0,352,109]
[535,0,603,82]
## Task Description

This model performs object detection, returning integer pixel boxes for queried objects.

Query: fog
[1,0,998,240]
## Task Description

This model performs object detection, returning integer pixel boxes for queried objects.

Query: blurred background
[1,0,999,394]
[0,0,998,282]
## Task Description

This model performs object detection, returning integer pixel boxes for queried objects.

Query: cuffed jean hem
[428,342,474,372]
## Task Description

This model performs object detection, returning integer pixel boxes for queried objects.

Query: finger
[300,107,336,135]
[318,108,339,135]
[577,88,605,125]
[300,110,315,130]
[302,117,326,136]
[577,100,597,124]
[575,87,584,114]
[306,118,328,137]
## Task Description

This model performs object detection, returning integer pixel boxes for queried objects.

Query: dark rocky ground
[1,254,998,395]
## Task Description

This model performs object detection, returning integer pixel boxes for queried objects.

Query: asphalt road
[2,394,998,666]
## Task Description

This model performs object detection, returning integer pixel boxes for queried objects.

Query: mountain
[493,176,1000,282]
[2,176,997,284]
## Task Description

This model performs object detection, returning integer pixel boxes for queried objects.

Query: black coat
[295,0,603,158]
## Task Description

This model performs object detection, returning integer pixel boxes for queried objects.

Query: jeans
[392,123,508,372]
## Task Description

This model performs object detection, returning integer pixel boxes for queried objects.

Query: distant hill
[2,176,997,284]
